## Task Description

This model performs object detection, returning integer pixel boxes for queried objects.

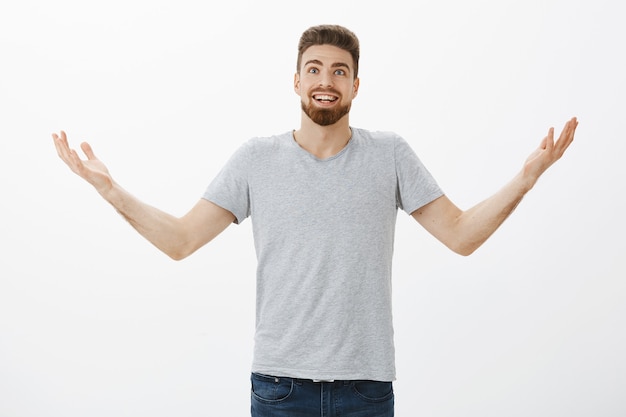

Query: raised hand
[523,117,578,184]
[52,130,114,195]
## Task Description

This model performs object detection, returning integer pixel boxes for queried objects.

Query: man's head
[295,25,361,126]
[296,25,360,80]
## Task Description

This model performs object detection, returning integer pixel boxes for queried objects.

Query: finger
[80,142,97,160]
[560,119,574,138]
[555,118,576,154]
[52,130,69,148]
[565,117,578,136]
[57,132,83,169]
[66,147,87,175]
[569,117,579,135]
[543,127,555,150]
[52,131,71,161]
[559,117,578,147]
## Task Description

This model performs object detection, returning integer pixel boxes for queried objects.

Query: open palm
[53,130,114,195]
[523,117,577,182]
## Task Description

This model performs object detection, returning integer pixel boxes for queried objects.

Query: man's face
[294,44,360,126]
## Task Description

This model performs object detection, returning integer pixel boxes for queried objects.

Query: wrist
[98,181,122,205]
[514,170,538,194]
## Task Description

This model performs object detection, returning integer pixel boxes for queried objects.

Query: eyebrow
[304,59,351,72]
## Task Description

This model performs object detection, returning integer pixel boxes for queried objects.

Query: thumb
[80,142,97,160]
[542,127,555,150]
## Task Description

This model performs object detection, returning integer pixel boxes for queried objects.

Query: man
[53,24,577,417]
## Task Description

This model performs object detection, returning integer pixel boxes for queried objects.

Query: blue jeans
[250,373,394,417]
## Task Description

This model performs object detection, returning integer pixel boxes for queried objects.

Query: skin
[52,133,235,260]
[53,43,578,259]
[293,45,359,159]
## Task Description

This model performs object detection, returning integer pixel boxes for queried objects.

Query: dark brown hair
[297,25,360,79]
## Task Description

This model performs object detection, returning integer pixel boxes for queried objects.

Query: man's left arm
[412,117,578,256]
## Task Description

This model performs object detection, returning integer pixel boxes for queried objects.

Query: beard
[301,97,351,126]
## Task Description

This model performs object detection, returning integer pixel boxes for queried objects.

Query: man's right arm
[53,131,235,260]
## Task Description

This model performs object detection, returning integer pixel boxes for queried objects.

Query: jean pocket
[251,373,294,404]
[351,380,394,403]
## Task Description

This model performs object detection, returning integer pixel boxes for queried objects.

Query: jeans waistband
[252,373,351,386]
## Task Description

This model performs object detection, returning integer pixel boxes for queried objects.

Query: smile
[313,94,338,103]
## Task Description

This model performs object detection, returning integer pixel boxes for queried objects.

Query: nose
[319,71,333,88]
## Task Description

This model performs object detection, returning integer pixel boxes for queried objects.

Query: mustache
[310,87,342,97]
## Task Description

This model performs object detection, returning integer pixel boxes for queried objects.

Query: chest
[249,149,397,226]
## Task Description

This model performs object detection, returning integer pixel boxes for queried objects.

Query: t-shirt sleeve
[394,136,444,215]
[202,142,251,224]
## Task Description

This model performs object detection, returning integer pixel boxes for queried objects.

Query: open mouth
[313,94,339,103]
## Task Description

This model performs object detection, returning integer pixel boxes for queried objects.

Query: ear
[294,72,301,96]
[352,77,360,98]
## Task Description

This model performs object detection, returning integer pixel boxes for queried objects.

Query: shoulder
[232,131,293,161]
[219,132,293,170]
[243,131,293,151]
[351,127,404,143]
[351,127,408,151]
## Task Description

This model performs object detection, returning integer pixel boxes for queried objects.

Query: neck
[293,114,352,159]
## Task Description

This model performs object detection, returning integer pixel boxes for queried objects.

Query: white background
[1,0,624,416]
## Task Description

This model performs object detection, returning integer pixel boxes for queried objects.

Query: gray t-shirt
[203,127,443,381]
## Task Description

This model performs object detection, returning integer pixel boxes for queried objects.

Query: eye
[334,69,346,76]
[308,67,319,74]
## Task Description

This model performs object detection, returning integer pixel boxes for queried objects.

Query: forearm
[100,182,192,260]
[414,118,576,256]
[453,171,535,255]
[53,132,235,259]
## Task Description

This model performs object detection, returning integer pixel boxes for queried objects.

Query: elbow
[448,240,480,257]
[444,228,488,256]
[164,232,213,261]
[455,246,477,257]
[167,252,188,261]
[164,245,194,261]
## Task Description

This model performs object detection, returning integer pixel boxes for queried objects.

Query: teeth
[314,95,337,101]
